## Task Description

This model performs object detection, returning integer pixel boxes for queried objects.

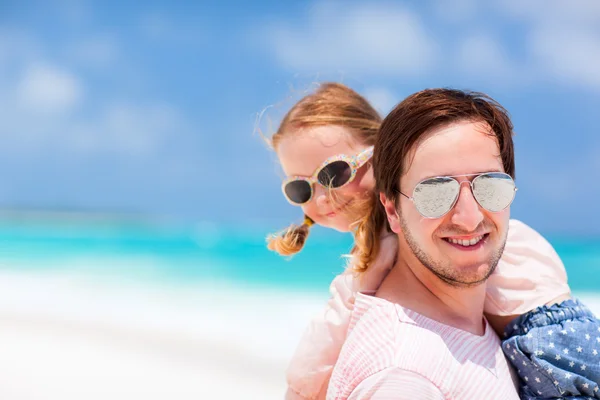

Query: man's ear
[380,192,401,233]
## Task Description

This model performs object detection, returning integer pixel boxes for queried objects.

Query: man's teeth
[448,235,484,246]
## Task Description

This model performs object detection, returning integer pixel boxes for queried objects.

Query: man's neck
[375,251,488,336]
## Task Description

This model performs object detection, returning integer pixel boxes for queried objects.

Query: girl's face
[276,125,375,232]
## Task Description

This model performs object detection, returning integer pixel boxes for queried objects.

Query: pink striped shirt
[327,293,520,400]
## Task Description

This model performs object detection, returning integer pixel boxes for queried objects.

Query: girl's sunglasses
[398,172,517,219]
[282,146,374,206]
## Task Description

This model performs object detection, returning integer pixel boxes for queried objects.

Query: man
[327,89,520,399]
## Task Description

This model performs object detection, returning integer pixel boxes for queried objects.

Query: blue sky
[0,0,599,235]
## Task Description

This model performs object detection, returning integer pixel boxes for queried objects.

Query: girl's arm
[285,231,398,399]
[285,272,355,399]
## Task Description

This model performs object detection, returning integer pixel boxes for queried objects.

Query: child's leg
[502,299,600,399]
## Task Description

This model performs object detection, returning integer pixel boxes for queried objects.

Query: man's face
[395,120,511,287]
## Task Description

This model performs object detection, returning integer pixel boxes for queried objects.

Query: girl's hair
[352,88,516,273]
[348,192,390,273]
[266,82,382,256]
[266,215,314,256]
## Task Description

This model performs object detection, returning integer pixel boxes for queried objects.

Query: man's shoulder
[341,295,436,371]
[347,294,400,341]
[347,294,444,349]
[331,298,402,397]
[343,294,502,369]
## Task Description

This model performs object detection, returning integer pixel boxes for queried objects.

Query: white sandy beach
[0,270,328,400]
[2,270,600,400]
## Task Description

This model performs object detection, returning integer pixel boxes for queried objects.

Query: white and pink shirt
[326,293,520,400]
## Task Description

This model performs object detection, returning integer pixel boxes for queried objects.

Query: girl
[266,83,592,399]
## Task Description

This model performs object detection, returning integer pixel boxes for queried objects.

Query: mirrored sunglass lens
[472,173,516,212]
[284,180,312,204]
[317,161,352,188]
[413,177,460,218]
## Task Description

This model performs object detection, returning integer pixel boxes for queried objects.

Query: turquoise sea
[0,215,353,291]
[0,214,598,295]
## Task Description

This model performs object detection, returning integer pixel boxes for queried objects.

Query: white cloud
[262,0,600,91]
[0,58,186,157]
[0,28,190,158]
[16,64,83,114]
[528,27,600,89]
[435,1,600,91]
[362,87,399,115]
[489,0,600,90]
[69,102,187,155]
[0,90,187,157]
[264,1,437,75]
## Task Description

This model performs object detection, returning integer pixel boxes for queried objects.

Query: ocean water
[0,215,598,294]
[0,216,356,292]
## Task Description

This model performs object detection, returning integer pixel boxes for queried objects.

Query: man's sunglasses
[398,172,517,218]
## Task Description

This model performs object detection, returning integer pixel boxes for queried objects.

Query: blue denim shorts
[502,298,600,399]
